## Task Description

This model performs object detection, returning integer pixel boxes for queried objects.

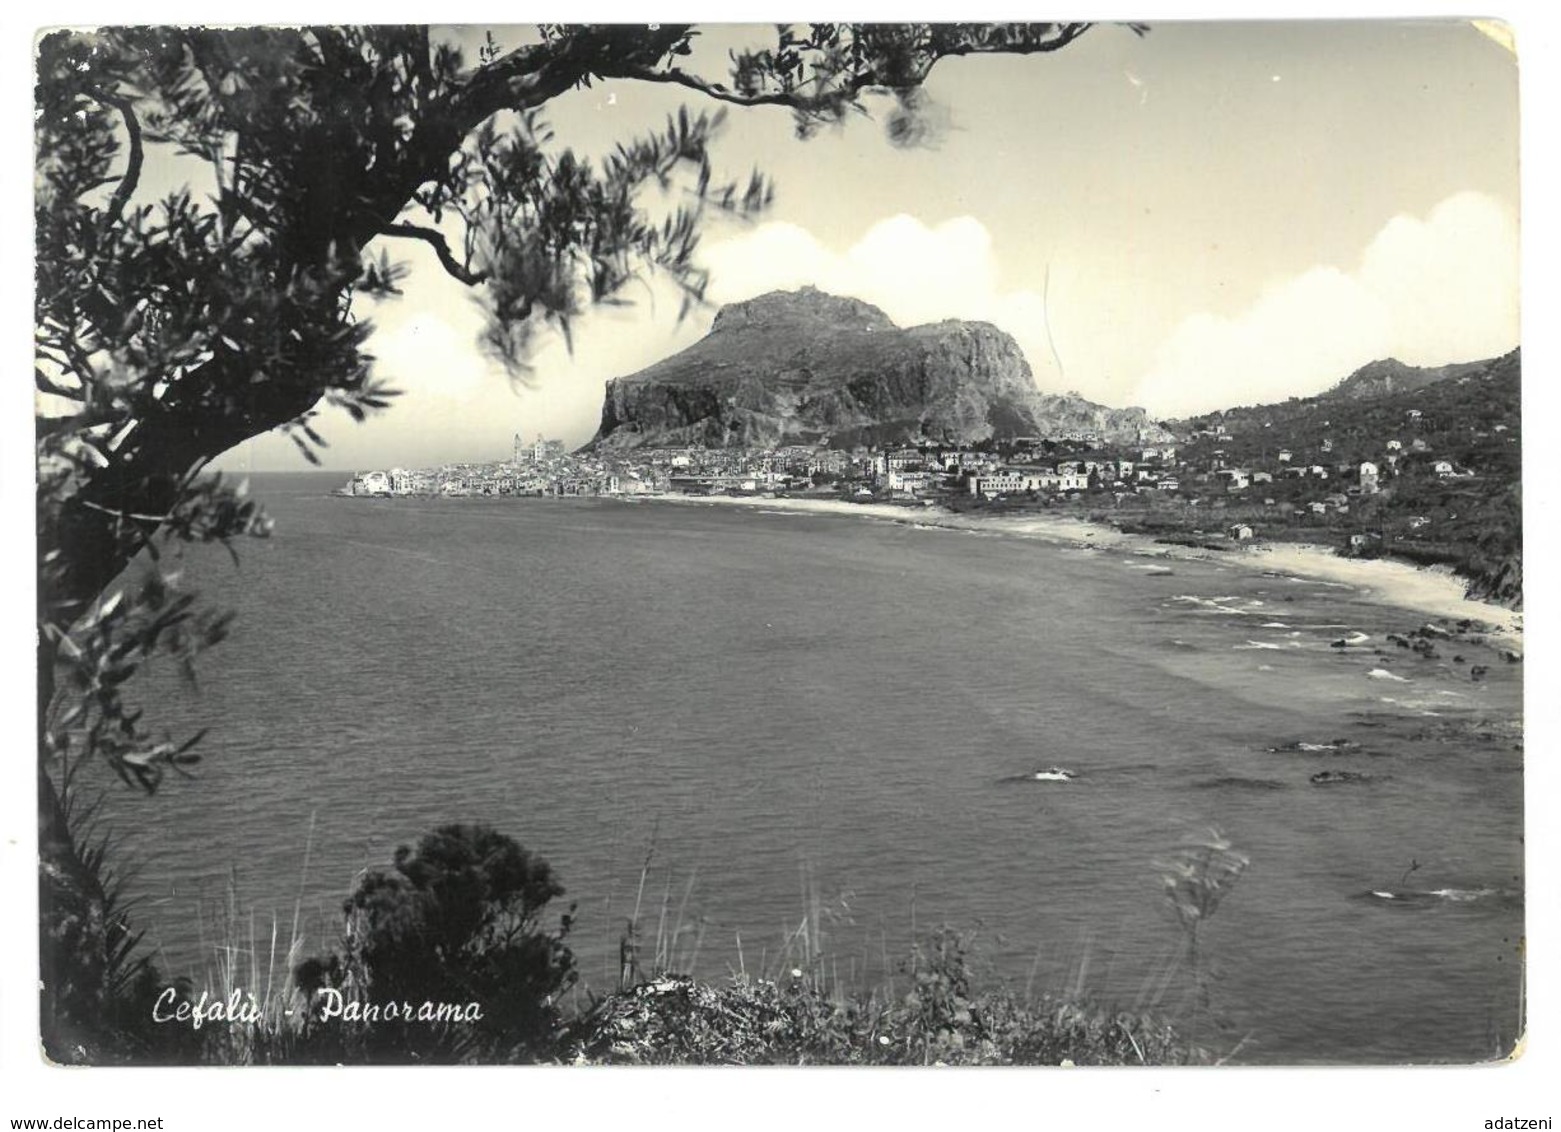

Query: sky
[185,20,1523,472]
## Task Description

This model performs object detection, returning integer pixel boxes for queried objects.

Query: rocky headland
[591,287,1168,450]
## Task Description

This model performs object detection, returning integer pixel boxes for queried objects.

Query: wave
[1368,668,1410,682]
[1365,886,1520,907]
[1000,767,1079,784]
[1267,739,1362,753]
[1169,595,1256,616]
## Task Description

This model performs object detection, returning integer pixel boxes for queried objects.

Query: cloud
[1130,191,1519,417]
[1356,191,1519,364]
[369,312,492,402]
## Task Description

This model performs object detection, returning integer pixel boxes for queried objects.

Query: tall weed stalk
[1153,827,1249,1050]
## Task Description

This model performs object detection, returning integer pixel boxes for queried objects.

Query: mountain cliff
[590,287,1167,449]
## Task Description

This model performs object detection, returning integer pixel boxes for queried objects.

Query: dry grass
[575,847,1211,1067]
[83,824,1221,1066]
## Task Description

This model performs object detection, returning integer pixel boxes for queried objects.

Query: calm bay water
[103,473,1523,1064]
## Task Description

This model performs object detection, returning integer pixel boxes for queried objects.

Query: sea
[99,472,1524,1064]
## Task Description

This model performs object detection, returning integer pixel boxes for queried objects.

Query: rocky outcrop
[591,287,1168,449]
[1328,355,1502,401]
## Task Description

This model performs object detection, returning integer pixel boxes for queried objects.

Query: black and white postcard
[18,13,1549,1128]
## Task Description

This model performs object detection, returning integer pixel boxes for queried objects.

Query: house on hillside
[1433,460,1454,477]
[1359,462,1381,494]
[1228,524,1254,540]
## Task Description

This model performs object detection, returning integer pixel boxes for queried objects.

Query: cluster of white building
[966,449,1178,499]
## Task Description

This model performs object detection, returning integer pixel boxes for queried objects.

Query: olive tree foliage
[34,21,1102,1055]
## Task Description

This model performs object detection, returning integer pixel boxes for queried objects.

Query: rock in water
[590,287,1169,449]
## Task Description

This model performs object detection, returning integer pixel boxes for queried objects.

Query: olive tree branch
[381,222,491,285]
[89,87,144,224]
[612,65,824,108]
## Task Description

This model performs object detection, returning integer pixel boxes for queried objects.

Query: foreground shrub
[38,776,204,1065]
[292,823,577,1063]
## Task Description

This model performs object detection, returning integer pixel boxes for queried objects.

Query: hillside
[1166,349,1522,606]
[1327,356,1493,401]
[1169,349,1519,478]
[591,287,1168,449]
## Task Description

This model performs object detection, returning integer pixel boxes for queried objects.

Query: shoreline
[640,492,1523,644]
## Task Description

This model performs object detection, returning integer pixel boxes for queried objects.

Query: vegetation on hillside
[1170,349,1521,605]
[566,936,1194,1066]
[945,349,1523,606]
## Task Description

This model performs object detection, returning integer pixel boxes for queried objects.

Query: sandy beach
[643,492,1523,643]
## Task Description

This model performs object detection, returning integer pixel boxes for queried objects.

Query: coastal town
[339,428,1126,502]
[342,411,1503,535]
